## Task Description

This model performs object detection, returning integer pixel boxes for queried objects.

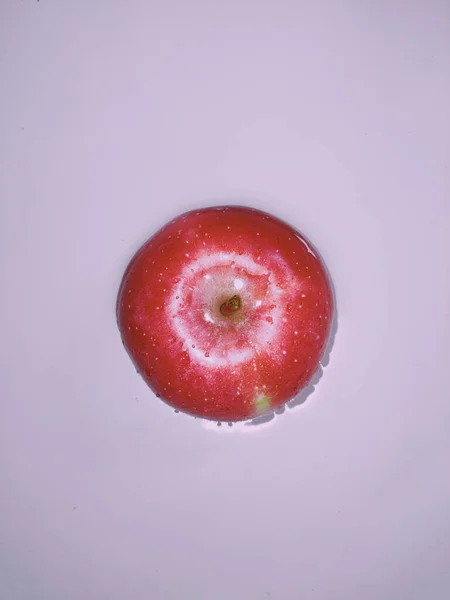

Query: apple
[117,206,334,422]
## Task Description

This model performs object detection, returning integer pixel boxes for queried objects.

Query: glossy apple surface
[117,206,334,421]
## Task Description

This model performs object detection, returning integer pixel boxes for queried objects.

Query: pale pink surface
[1,2,450,600]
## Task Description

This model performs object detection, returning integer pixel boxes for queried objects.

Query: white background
[1,1,449,599]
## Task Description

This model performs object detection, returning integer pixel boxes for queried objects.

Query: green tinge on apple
[254,393,271,414]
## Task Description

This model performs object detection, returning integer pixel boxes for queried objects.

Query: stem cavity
[220,295,241,317]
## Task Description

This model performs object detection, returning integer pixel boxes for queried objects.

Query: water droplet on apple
[217,422,222,427]
[174,409,179,413]
[204,352,210,358]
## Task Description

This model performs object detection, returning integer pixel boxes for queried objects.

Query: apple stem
[220,295,241,317]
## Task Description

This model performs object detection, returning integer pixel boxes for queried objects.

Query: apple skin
[117,206,334,422]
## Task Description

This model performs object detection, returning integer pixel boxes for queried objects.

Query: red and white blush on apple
[117,206,334,422]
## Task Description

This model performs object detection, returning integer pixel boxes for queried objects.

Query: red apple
[117,206,334,422]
